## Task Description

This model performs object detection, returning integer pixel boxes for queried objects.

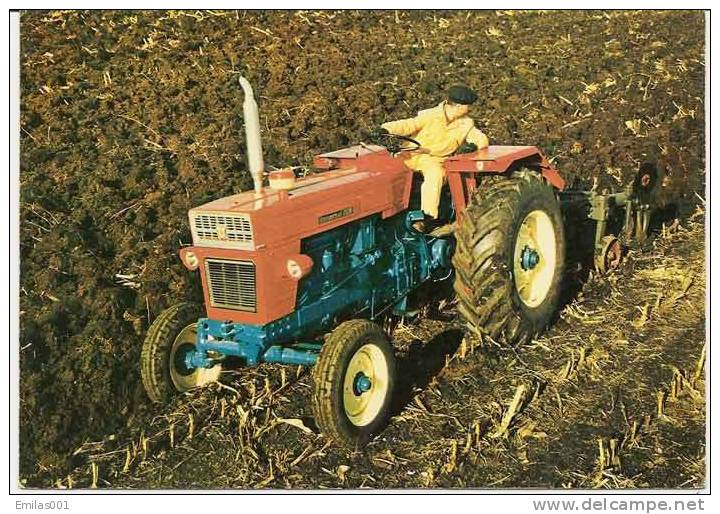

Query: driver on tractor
[374,84,489,232]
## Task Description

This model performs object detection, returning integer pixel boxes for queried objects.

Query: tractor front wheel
[141,302,221,403]
[312,319,396,446]
[452,171,566,344]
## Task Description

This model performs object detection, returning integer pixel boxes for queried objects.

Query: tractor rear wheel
[312,319,396,446]
[452,171,566,345]
[141,302,221,403]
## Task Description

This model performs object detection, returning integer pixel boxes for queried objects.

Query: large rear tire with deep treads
[452,171,566,345]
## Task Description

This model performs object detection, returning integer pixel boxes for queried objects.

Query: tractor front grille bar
[205,258,257,312]
[191,212,254,250]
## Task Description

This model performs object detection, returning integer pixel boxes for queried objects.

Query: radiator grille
[191,213,253,249]
[205,259,257,312]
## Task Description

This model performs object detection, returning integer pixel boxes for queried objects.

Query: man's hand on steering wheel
[369,126,389,141]
[368,127,422,154]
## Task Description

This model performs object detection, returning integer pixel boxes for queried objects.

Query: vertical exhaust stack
[239,76,265,195]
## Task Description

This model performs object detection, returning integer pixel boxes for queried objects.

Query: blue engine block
[186,210,454,371]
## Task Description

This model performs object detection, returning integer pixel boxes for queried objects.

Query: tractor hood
[188,146,412,251]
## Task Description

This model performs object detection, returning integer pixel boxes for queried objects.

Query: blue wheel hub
[175,343,197,376]
[520,245,540,271]
[353,372,372,395]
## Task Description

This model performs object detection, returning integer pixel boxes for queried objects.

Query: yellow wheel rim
[513,210,557,308]
[169,323,221,392]
[342,343,389,427]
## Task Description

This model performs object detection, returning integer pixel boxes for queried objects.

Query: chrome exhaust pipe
[238,76,264,195]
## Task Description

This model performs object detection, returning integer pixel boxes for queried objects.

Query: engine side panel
[295,212,431,327]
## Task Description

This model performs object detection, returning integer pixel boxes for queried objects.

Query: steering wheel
[370,132,422,154]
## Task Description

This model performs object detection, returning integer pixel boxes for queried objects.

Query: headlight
[285,254,313,280]
[185,252,199,269]
[180,248,200,270]
[287,260,303,278]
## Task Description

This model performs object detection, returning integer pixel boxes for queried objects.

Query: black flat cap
[447,84,477,105]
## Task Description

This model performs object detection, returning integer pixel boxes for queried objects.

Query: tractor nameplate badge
[318,207,354,225]
[216,224,228,241]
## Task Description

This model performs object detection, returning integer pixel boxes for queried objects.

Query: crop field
[19,10,705,489]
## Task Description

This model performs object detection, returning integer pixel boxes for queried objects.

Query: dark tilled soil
[19,10,705,488]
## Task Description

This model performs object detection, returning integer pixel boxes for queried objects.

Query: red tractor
[141,77,657,445]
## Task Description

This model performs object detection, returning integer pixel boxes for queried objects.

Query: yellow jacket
[381,101,489,158]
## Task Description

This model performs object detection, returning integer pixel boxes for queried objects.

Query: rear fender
[444,145,566,213]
